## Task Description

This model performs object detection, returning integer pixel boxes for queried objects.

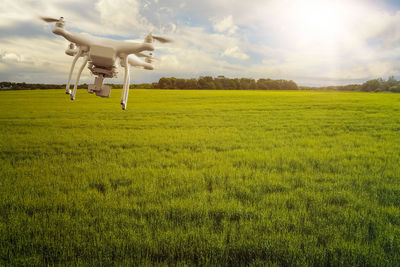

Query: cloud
[1,53,24,62]
[0,36,91,83]
[212,15,238,34]
[95,0,153,34]
[151,27,246,78]
[0,0,400,85]
[222,46,249,60]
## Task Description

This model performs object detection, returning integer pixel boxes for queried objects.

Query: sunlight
[298,1,346,39]
[287,0,351,47]
[273,0,357,74]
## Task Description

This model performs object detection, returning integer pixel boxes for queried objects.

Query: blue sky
[1,0,400,86]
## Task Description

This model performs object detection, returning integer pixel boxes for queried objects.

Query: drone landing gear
[70,55,88,101]
[65,48,83,95]
[121,56,131,110]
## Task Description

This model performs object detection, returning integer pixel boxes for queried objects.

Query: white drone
[41,16,172,110]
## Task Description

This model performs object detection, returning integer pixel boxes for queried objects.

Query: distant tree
[222,78,237,90]
[346,84,359,91]
[272,79,297,90]
[110,84,122,89]
[134,83,154,89]
[169,77,177,89]
[159,77,172,89]
[186,79,198,89]
[0,76,395,92]
[361,79,381,92]
[0,82,12,89]
[284,80,298,90]
[198,76,215,89]
[239,78,256,90]
[383,76,398,91]
[176,79,186,89]
[214,78,223,89]
[257,78,286,90]
[232,78,240,90]
[389,82,400,93]
[256,79,271,90]
[78,83,88,89]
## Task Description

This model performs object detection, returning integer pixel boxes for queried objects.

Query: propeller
[145,53,153,64]
[145,33,173,44]
[152,35,173,43]
[135,52,159,64]
[40,16,63,23]
[135,52,151,58]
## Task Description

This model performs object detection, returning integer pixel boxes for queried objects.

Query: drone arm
[128,54,154,70]
[117,43,154,56]
[52,26,91,47]
[65,48,83,94]
[70,55,89,100]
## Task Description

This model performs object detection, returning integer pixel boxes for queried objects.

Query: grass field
[0,89,400,266]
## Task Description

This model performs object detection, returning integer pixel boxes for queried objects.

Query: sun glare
[288,0,350,46]
[300,3,344,36]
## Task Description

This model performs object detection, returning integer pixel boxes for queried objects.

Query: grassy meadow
[0,89,400,266]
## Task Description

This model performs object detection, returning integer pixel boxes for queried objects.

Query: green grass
[0,89,400,266]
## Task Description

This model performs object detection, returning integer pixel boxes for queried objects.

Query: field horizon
[1,89,399,265]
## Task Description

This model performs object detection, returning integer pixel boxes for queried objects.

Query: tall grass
[0,89,399,265]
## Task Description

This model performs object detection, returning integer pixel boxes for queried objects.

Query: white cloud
[95,0,153,34]
[0,37,93,83]
[0,0,400,85]
[212,15,238,34]
[153,26,246,77]
[222,46,249,60]
[1,53,24,62]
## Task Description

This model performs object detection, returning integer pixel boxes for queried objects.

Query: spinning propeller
[135,52,157,63]
[40,16,64,23]
[145,33,173,44]
[40,16,65,28]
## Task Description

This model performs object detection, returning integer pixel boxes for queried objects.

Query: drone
[41,16,172,110]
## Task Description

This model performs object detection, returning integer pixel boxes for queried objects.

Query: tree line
[0,77,298,91]
[0,82,89,90]
[154,76,299,90]
[1,76,400,92]
[301,76,400,93]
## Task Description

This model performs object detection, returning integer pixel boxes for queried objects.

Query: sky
[1,0,400,86]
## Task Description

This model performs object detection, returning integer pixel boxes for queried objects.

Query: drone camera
[95,85,111,98]
[88,76,111,98]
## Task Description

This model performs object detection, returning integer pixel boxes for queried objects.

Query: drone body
[42,16,171,110]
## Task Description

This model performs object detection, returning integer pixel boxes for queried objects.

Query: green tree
[239,78,256,90]
[198,76,216,89]
[361,79,381,92]
[389,82,400,93]
[186,79,198,89]
[284,80,298,90]
[158,77,171,89]
[383,76,398,91]
[256,79,271,90]
[176,79,186,89]
[222,78,237,90]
